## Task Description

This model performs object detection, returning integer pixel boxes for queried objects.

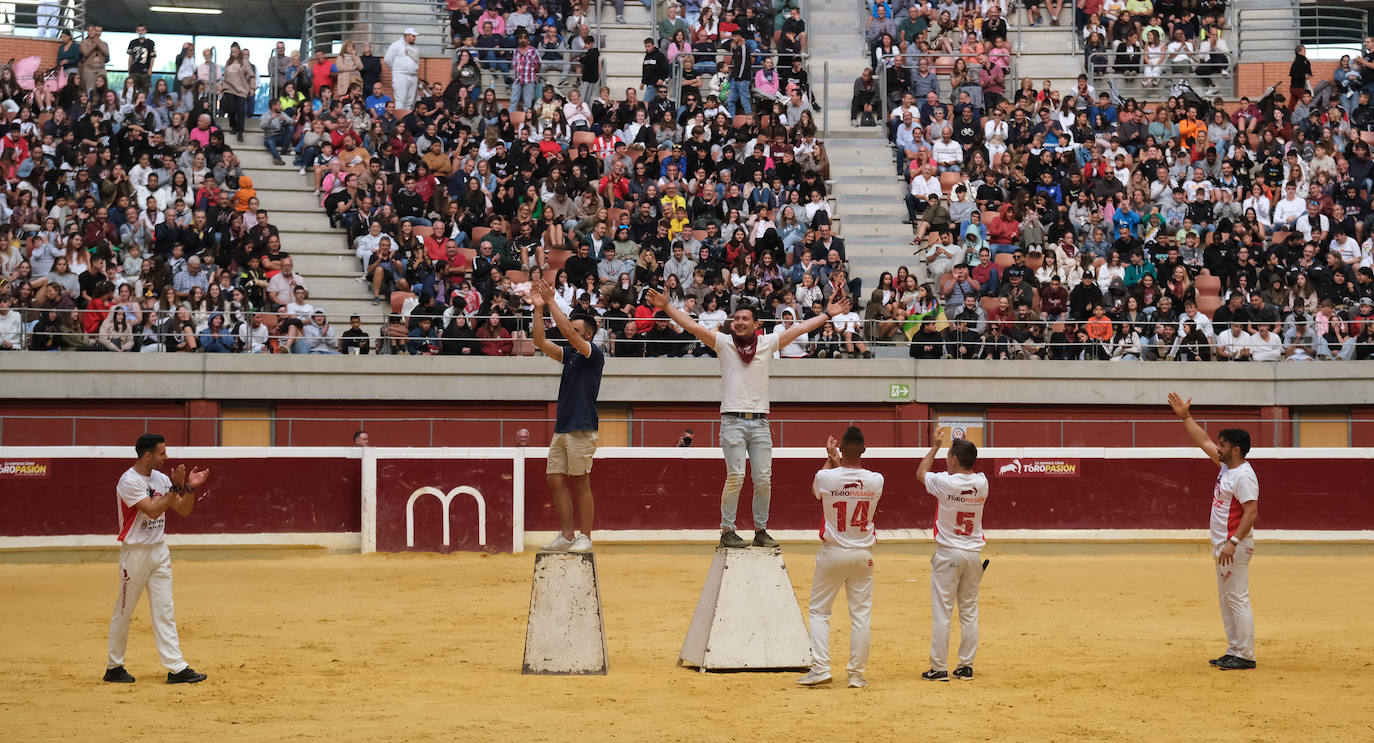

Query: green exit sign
[889,383,911,400]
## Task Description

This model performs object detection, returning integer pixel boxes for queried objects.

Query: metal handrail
[1083,47,1236,101]
[0,0,84,38]
[301,0,449,58]
[873,52,1012,120]
[0,414,1320,448]
[1297,5,1369,54]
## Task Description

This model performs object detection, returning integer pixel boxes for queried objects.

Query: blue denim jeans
[264,129,293,160]
[719,415,772,531]
[726,79,752,116]
[510,80,538,110]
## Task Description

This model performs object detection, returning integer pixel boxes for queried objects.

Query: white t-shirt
[1210,461,1258,546]
[923,470,990,551]
[1250,330,1284,361]
[116,467,172,544]
[714,331,779,413]
[832,310,862,335]
[813,466,885,549]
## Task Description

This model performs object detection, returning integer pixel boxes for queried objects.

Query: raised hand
[168,463,187,487]
[1167,392,1191,419]
[644,289,668,310]
[825,435,840,463]
[825,296,851,317]
[533,278,555,304]
[932,424,948,446]
[530,280,546,310]
[186,467,210,490]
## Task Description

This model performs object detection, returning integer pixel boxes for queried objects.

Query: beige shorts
[547,430,598,476]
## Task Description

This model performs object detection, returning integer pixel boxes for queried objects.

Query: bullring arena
[3,438,1374,741]
[4,0,1374,739]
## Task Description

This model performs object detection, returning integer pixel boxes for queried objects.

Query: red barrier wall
[521,455,1374,533]
[373,458,515,553]
[0,454,360,537]
[6,451,1372,551]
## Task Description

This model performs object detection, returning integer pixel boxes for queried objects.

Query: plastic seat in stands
[510,109,526,127]
[994,253,1014,269]
[1195,274,1222,298]
[980,296,1000,316]
[572,130,597,149]
[390,291,416,314]
[1198,294,1224,315]
[1025,253,1044,272]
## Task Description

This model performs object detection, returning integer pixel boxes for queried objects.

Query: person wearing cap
[384,28,420,110]
[1296,198,1331,243]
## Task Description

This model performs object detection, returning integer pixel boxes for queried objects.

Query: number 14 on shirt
[832,501,871,533]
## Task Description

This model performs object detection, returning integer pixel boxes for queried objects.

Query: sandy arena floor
[2,546,1371,742]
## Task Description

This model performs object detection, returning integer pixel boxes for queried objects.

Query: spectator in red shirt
[310,50,334,97]
[476,312,513,355]
[1039,275,1069,321]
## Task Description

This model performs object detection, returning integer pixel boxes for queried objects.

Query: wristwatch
[1227,536,1240,546]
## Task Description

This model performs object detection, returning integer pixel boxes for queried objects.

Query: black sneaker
[719,530,749,548]
[952,666,973,680]
[1215,656,1256,670]
[1208,654,1233,666]
[752,529,779,548]
[102,666,135,683]
[920,669,949,681]
[166,667,208,684]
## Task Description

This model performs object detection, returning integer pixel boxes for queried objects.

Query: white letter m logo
[405,486,487,548]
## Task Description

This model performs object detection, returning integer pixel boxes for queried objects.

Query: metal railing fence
[0,414,1319,448]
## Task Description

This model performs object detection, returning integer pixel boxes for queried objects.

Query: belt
[723,412,768,420]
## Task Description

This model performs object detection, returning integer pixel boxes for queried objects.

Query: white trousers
[807,543,873,677]
[1215,539,1256,661]
[392,72,418,110]
[107,542,188,673]
[929,545,981,671]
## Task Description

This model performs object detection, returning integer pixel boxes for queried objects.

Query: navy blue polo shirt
[555,343,604,434]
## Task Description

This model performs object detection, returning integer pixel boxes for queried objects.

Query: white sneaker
[569,533,594,552]
[298,167,306,175]
[796,670,832,687]
[541,533,575,552]
[847,675,869,688]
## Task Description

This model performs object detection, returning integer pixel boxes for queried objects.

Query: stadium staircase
[238,120,376,327]
[598,3,656,97]
[817,3,1079,298]
[812,1,911,297]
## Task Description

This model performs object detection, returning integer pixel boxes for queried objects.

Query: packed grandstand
[1,0,1372,361]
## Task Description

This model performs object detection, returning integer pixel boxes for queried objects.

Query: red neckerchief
[731,332,759,364]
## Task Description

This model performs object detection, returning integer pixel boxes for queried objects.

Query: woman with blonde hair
[335,40,361,98]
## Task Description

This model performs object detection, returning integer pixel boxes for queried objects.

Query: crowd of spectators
[843,1,1374,361]
[260,0,885,358]
[0,23,356,353]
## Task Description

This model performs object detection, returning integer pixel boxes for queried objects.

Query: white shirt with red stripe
[116,467,171,544]
[923,471,990,552]
[1210,461,1258,547]
[813,466,885,550]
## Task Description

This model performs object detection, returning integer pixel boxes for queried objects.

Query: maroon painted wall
[0,456,360,537]
[521,455,1372,533]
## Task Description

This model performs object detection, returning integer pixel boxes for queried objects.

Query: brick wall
[0,35,61,72]
[1235,60,1339,100]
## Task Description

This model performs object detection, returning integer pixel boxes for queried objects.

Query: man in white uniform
[797,427,884,689]
[917,425,989,681]
[103,433,210,684]
[1168,392,1259,670]
[385,28,421,110]
[648,289,850,548]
